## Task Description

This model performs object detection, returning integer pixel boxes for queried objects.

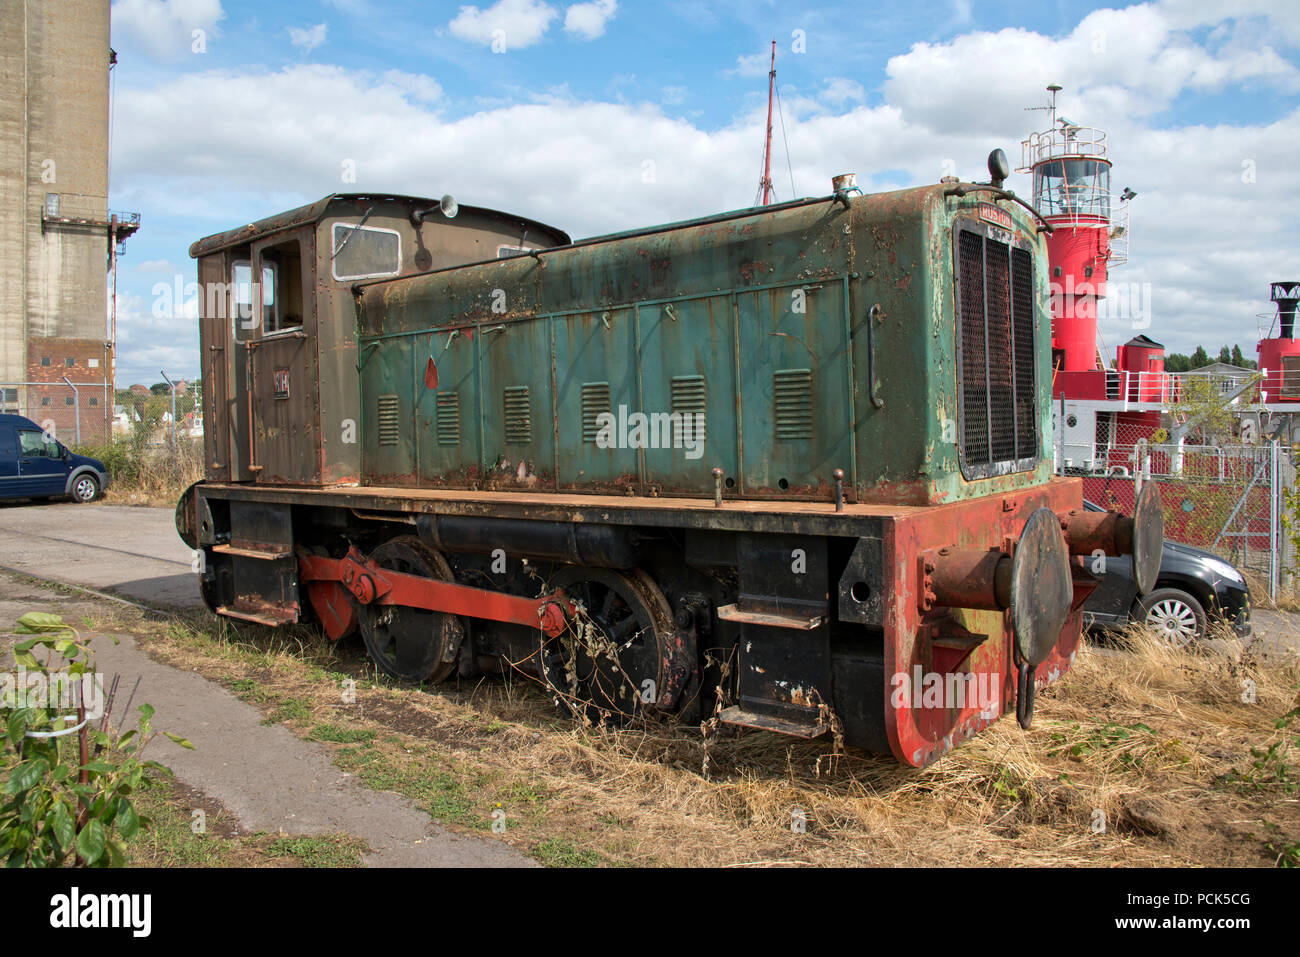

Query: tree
[149,383,171,396]
[1218,345,1232,364]
[1172,376,1240,444]
[1190,346,1211,369]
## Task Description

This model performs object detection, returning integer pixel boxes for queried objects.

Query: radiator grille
[377,394,400,447]
[581,382,611,444]
[1012,247,1037,456]
[436,391,461,447]
[503,386,531,445]
[774,369,813,441]
[957,229,1038,476]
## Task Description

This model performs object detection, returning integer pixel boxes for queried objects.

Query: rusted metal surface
[1009,507,1073,669]
[180,176,1164,765]
[189,193,569,259]
[297,547,573,637]
[217,595,300,627]
[1058,482,1163,594]
[1058,506,1132,555]
[1131,482,1164,595]
[306,581,358,641]
[883,478,1090,767]
[540,565,690,713]
[927,547,1010,612]
[353,183,1050,507]
[192,195,570,491]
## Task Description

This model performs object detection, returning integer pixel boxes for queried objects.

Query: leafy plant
[1263,821,1300,868]
[1219,691,1300,794]
[0,613,193,867]
[1047,721,1168,769]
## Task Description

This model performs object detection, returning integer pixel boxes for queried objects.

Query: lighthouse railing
[1019,126,1108,169]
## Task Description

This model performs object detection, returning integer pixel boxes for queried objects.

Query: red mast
[760,39,776,206]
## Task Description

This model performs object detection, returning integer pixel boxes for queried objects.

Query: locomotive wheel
[538,567,673,721]
[198,561,222,615]
[357,536,464,684]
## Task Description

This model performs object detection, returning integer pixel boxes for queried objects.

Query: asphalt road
[0,500,203,608]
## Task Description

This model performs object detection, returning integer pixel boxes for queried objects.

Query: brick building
[0,1,138,443]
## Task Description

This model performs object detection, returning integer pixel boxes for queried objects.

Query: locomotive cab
[189,193,570,487]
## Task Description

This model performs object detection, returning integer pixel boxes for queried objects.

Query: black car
[1080,499,1252,644]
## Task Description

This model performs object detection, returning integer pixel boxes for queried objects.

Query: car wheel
[1133,587,1207,647]
[70,474,99,504]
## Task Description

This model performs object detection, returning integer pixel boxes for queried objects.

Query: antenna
[1024,82,1062,128]
[758,40,776,206]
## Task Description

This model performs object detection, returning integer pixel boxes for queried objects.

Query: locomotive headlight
[987,149,1010,188]
[1203,557,1245,586]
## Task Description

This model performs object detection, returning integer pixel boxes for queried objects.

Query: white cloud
[662,85,687,106]
[134,259,178,274]
[883,5,1300,139]
[729,50,770,78]
[565,0,618,40]
[112,290,201,384]
[448,0,558,49]
[820,78,865,105]
[110,0,225,63]
[382,70,443,103]
[288,23,328,53]
[324,0,372,13]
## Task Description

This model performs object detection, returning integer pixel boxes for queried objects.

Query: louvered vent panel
[670,374,707,444]
[773,369,813,441]
[503,386,531,444]
[581,382,611,444]
[377,394,400,447]
[436,391,461,447]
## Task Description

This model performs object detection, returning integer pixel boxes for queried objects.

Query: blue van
[0,414,110,504]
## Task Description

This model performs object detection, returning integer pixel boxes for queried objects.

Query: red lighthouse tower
[1019,86,1136,387]
[1258,282,1300,403]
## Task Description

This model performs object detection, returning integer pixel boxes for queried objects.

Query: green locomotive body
[356,184,1048,506]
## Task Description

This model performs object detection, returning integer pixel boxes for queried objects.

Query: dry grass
[82,601,1300,867]
[1248,570,1300,613]
[84,439,203,507]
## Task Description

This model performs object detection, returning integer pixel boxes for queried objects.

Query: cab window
[233,261,256,341]
[332,223,400,281]
[258,236,303,335]
[260,262,278,331]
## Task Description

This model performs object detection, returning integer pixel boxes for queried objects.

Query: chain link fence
[1054,406,1295,602]
[0,381,114,446]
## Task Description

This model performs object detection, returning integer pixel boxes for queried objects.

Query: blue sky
[107,0,1300,384]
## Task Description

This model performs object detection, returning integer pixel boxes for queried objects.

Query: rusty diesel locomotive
[176,154,1163,767]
